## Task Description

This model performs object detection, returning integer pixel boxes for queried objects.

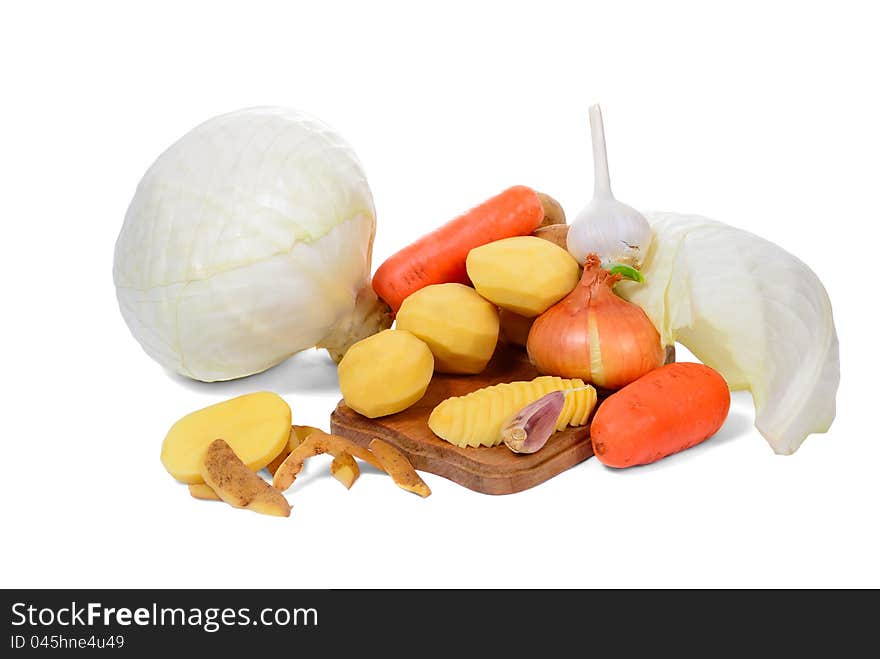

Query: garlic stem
[567,109,653,269]
[590,104,613,200]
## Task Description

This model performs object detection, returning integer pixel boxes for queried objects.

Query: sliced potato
[161,392,291,484]
[188,483,221,501]
[369,439,431,498]
[201,439,290,517]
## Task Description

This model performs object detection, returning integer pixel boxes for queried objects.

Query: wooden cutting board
[331,344,674,495]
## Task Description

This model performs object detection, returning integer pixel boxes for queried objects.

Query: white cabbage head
[617,212,840,455]
[114,107,389,382]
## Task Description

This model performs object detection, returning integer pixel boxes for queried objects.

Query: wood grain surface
[331,344,674,495]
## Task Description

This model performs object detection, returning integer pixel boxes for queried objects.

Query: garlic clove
[501,391,565,454]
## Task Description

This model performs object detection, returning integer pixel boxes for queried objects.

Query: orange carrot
[590,362,730,468]
[372,185,544,312]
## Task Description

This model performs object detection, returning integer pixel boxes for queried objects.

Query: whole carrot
[372,185,545,312]
[590,362,730,468]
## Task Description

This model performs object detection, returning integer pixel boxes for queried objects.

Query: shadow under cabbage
[167,348,340,396]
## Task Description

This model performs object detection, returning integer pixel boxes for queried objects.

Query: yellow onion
[526,254,664,389]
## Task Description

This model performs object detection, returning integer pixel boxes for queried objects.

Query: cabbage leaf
[617,212,839,455]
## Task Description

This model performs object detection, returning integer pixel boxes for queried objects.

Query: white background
[2,1,877,588]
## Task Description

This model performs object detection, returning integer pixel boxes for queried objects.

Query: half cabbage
[617,212,839,455]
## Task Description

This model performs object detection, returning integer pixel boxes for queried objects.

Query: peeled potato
[337,329,433,418]
[429,376,595,448]
[161,392,291,484]
[466,236,580,317]
[396,283,499,374]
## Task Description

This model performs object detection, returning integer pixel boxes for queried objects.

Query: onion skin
[526,255,664,389]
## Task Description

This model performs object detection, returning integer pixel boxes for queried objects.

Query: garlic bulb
[567,105,653,267]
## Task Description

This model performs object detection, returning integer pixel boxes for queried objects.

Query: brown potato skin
[531,224,569,250]
[270,430,429,498]
[201,439,290,517]
[369,439,431,498]
[330,452,360,489]
[536,192,566,227]
[266,425,323,475]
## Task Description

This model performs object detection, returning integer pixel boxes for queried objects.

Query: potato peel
[266,449,289,477]
[266,425,324,476]
[330,452,360,489]
[311,430,383,470]
[272,436,323,492]
[272,430,429,497]
[369,439,431,498]
[201,439,290,517]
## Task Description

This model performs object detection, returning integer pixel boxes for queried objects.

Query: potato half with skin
[161,392,291,484]
[337,329,434,418]
[466,236,580,317]
[201,439,290,517]
[396,283,499,374]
